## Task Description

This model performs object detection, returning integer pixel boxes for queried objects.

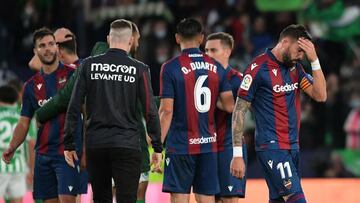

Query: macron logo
[250,63,258,71]
[68,185,73,192]
[228,186,233,192]
[272,69,277,76]
[268,160,273,169]
[165,158,170,166]
[37,84,42,90]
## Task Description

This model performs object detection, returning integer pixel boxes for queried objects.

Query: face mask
[350,99,360,109]
[156,55,168,64]
[155,30,166,39]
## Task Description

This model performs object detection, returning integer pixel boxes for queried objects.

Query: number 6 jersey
[160,48,231,155]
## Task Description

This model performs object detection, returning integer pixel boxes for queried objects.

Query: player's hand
[64,150,78,168]
[2,146,16,164]
[150,152,163,174]
[298,38,318,62]
[230,157,245,179]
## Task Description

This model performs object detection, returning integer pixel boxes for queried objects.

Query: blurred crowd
[0,0,359,178]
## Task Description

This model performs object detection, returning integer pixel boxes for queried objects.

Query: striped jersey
[160,48,231,155]
[215,66,243,151]
[21,63,82,156]
[237,49,313,151]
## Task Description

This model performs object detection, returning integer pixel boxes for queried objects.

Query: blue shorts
[257,150,303,199]
[33,153,88,200]
[217,145,247,198]
[163,152,219,195]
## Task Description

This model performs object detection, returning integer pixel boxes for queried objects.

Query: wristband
[233,146,243,157]
[311,58,321,71]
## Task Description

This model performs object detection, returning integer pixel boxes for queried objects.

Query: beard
[130,46,138,59]
[282,50,297,68]
[38,51,57,65]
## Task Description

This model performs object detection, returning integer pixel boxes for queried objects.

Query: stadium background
[0,0,360,202]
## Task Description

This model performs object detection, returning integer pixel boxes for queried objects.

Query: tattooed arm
[232,97,251,147]
[230,97,251,179]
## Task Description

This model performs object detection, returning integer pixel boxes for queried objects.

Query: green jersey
[0,105,36,173]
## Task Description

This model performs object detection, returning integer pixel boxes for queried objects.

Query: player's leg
[193,152,220,203]
[111,147,141,203]
[136,171,149,203]
[86,148,112,203]
[216,145,247,203]
[33,154,59,202]
[162,153,196,203]
[283,150,306,203]
[257,150,305,203]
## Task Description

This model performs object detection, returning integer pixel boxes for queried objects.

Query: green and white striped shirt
[0,105,36,173]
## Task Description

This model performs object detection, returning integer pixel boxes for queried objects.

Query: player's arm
[298,38,327,102]
[35,67,80,124]
[28,54,42,71]
[218,91,234,113]
[159,98,173,144]
[139,67,163,173]
[2,116,31,164]
[231,97,250,179]
[64,64,86,168]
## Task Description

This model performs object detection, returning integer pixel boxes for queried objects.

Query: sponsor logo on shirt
[273,83,298,93]
[38,97,52,107]
[240,74,252,91]
[189,133,217,145]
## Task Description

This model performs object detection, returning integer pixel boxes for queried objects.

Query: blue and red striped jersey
[215,66,243,151]
[160,48,231,155]
[237,49,313,151]
[21,63,82,156]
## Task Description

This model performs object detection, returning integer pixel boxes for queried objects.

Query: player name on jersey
[181,61,217,74]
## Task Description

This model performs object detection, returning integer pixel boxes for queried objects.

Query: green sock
[35,200,44,203]
[136,200,145,203]
[5,199,10,203]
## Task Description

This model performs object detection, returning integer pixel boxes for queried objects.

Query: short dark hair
[33,27,55,46]
[176,18,203,40]
[206,32,234,50]
[279,24,312,41]
[110,19,132,31]
[0,85,18,104]
[57,34,77,54]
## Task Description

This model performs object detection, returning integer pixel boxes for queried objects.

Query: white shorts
[0,173,27,199]
[139,171,149,183]
[111,171,150,187]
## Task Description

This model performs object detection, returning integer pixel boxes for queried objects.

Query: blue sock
[286,192,306,203]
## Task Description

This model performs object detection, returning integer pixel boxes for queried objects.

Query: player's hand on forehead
[298,37,317,62]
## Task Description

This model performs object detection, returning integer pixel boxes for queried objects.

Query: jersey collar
[181,48,201,54]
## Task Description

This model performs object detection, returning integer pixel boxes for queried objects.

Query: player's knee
[284,192,306,203]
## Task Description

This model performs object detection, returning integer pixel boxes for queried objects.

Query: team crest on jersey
[240,74,252,91]
[283,179,292,190]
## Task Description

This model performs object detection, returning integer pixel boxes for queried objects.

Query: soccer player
[35,22,152,203]
[63,19,162,203]
[159,18,234,203]
[205,32,246,203]
[0,85,31,203]
[2,27,86,203]
[232,24,326,203]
